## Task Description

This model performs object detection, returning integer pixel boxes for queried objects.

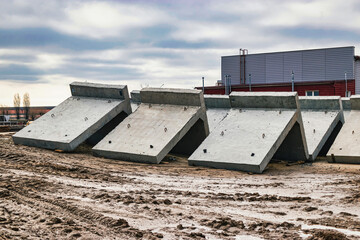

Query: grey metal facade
[356,60,360,94]
[221,46,355,85]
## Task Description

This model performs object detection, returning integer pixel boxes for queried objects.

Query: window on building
[305,90,319,96]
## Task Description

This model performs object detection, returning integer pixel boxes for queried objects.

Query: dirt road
[0,132,359,239]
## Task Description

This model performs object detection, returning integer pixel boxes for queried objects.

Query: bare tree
[0,104,5,115]
[13,93,21,120]
[0,104,9,115]
[23,93,30,120]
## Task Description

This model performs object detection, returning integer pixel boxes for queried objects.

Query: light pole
[202,77,204,93]
[291,71,295,92]
[229,75,231,94]
[224,75,228,95]
[345,71,348,97]
[249,73,252,92]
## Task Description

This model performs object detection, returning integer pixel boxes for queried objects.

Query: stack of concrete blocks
[327,95,360,163]
[93,88,209,164]
[341,97,351,121]
[13,82,132,151]
[188,92,309,173]
[299,96,344,161]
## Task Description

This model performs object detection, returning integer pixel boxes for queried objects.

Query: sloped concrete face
[188,92,308,173]
[204,95,231,132]
[299,96,344,161]
[341,97,351,121]
[130,90,141,112]
[93,88,209,164]
[327,95,360,163]
[12,82,132,151]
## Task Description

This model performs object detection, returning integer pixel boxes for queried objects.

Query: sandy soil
[0,132,360,240]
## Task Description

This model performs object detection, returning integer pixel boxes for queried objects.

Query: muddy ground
[0,132,359,240]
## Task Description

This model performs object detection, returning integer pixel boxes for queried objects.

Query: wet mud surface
[0,132,359,239]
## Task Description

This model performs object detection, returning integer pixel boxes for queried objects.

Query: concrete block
[350,95,360,110]
[327,95,360,163]
[141,88,206,107]
[130,90,141,103]
[13,82,132,151]
[341,97,351,110]
[204,94,231,108]
[299,96,344,161]
[70,82,129,99]
[93,88,209,164]
[188,92,308,173]
[230,92,298,109]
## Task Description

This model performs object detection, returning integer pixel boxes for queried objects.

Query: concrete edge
[204,95,231,108]
[93,149,160,164]
[130,90,141,103]
[140,88,204,107]
[326,154,360,164]
[188,159,262,173]
[229,91,299,109]
[12,136,73,151]
[341,97,351,110]
[299,96,342,111]
[350,95,360,110]
[70,82,129,100]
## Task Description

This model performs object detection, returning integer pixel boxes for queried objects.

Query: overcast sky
[0,0,359,106]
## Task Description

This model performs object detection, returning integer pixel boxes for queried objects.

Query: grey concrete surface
[299,96,344,161]
[13,82,132,151]
[204,94,231,108]
[130,90,141,103]
[93,88,209,164]
[230,92,298,109]
[342,97,351,110]
[130,102,140,112]
[203,95,231,132]
[189,92,308,173]
[70,82,129,99]
[327,95,360,163]
[206,109,230,132]
[341,97,351,121]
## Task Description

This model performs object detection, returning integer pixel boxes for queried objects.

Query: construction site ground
[0,132,359,240]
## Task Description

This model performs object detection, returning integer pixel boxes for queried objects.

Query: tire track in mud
[2,135,360,239]
[2,177,158,239]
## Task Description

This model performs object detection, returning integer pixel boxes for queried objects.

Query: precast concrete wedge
[299,96,344,161]
[189,91,309,173]
[93,88,209,164]
[327,95,360,163]
[12,82,132,151]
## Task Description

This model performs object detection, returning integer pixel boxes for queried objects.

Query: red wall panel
[198,80,355,97]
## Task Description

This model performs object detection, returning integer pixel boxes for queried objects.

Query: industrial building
[199,46,360,97]
[0,106,53,120]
